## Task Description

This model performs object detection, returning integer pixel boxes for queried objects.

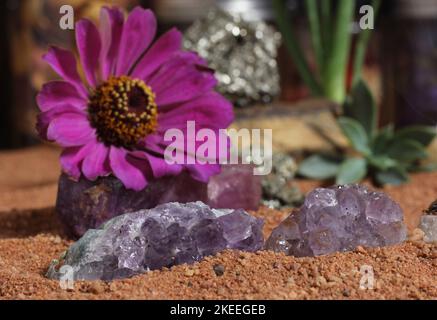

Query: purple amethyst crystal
[207,164,262,210]
[56,164,261,239]
[265,185,407,257]
[47,202,264,281]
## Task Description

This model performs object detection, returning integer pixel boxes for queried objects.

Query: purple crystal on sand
[265,185,407,257]
[47,202,264,281]
[56,164,261,238]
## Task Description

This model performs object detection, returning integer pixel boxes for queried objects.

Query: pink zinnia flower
[37,6,234,191]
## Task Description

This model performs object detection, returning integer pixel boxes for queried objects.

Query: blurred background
[0,0,437,149]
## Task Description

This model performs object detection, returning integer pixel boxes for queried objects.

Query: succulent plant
[274,0,436,185]
[298,81,436,185]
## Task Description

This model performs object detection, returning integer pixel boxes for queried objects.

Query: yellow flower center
[88,76,158,148]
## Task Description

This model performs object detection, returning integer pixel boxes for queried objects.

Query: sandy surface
[0,145,436,300]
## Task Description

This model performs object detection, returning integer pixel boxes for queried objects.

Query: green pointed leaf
[367,155,397,171]
[394,125,436,147]
[387,139,428,163]
[375,166,409,186]
[343,80,377,137]
[298,154,341,180]
[371,124,394,155]
[337,117,371,155]
[336,158,367,184]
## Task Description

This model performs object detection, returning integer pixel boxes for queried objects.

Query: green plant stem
[272,0,323,96]
[352,0,381,87]
[323,0,355,104]
[305,0,323,72]
[320,0,331,58]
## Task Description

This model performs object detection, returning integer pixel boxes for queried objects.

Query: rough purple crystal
[47,202,264,281]
[265,185,407,257]
[56,164,261,239]
[207,164,262,210]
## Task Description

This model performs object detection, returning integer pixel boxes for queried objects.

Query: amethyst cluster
[56,164,261,238]
[265,185,407,257]
[47,202,264,281]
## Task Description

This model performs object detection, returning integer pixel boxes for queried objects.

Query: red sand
[0,146,436,300]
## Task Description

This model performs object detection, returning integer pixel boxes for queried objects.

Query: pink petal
[110,147,148,191]
[60,141,96,179]
[147,51,200,90]
[158,92,234,131]
[37,104,86,140]
[149,52,217,106]
[115,7,157,76]
[99,6,124,80]
[43,46,88,98]
[187,163,221,183]
[139,134,187,165]
[37,81,87,112]
[140,133,168,154]
[131,151,183,179]
[47,113,94,147]
[76,19,101,86]
[82,141,110,180]
[131,28,182,80]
